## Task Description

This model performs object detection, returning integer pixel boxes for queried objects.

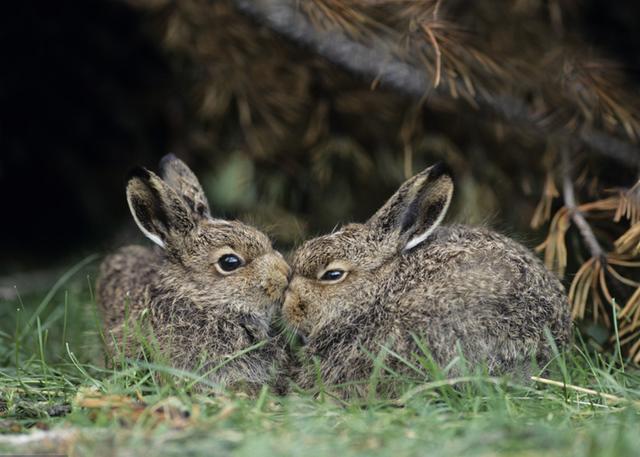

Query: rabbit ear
[367,163,453,251]
[159,153,211,218]
[126,167,195,248]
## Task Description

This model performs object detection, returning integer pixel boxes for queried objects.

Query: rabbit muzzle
[257,253,291,304]
[282,279,311,336]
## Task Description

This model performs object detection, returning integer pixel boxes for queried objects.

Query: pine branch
[232,0,640,168]
[561,147,604,260]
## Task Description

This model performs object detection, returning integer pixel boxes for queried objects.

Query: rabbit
[283,163,571,397]
[96,154,291,393]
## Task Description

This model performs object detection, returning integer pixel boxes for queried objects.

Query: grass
[1,258,640,456]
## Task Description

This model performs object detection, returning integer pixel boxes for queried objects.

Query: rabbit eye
[317,261,350,283]
[217,253,243,274]
[320,269,346,282]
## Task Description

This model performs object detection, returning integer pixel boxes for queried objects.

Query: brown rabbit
[283,163,571,397]
[96,154,290,393]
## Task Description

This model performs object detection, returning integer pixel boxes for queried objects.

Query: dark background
[1,0,639,274]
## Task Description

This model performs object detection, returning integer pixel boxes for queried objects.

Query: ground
[1,258,639,457]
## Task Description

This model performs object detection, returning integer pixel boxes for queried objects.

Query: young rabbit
[96,154,290,393]
[284,163,571,397]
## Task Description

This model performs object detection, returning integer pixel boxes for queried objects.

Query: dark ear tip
[159,153,178,170]
[127,166,152,182]
[428,162,453,181]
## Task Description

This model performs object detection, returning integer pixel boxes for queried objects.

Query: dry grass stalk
[567,256,611,327]
[537,172,640,360]
[530,376,640,407]
[613,181,640,224]
[616,224,640,257]
[531,172,560,229]
[536,206,570,276]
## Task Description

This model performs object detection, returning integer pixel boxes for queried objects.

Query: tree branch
[232,0,640,168]
[561,147,604,259]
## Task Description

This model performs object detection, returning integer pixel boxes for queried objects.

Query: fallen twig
[530,376,640,407]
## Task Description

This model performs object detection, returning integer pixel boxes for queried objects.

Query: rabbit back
[390,224,571,375]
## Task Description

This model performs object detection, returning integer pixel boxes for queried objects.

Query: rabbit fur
[283,163,571,397]
[96,154,290,393]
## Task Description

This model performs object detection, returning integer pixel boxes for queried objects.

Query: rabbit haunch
[284,163,571,398]
[96,155,290,393]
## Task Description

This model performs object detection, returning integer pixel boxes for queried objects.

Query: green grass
[1,258,640,456]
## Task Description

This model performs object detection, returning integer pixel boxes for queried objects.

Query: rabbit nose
[276,257,292,280]
[259,254,290,301]
[283,289,303,323]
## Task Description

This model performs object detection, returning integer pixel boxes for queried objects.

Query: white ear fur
[403,186,452,251]
[126,191,165,249]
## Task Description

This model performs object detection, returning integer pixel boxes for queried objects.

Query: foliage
[535,152,640,361]
[1,264,640,456]
[117,0,640,362]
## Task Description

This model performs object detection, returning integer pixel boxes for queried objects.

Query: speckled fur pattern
[284,164,571,398]
[96,155,290,394]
